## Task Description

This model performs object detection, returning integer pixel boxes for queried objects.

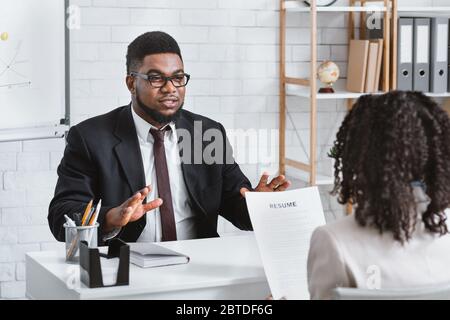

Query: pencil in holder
[64,222,98,263]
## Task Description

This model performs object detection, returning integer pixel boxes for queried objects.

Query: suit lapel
[175,111,207,215]
[113,105,146,194]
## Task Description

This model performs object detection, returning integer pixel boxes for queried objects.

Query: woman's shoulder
[311,214,372,251]
[315,215,361,237]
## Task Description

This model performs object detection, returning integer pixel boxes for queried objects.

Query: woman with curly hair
[307,91,450,299]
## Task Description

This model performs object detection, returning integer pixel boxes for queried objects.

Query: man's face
[128,53,186,125]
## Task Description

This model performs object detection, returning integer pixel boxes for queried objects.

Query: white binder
[430,17,448,93]
[413,18,431,92]
[397,18,414,91]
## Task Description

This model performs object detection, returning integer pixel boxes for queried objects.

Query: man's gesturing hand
[104,185,162,233]
[240,172,291,198]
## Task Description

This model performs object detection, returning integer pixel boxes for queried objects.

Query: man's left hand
[240,172,291,197]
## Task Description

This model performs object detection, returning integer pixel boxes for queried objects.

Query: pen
[73,212,82,226]
[87,200,102,245]
[84,207,95,227]
[66,199,95,260]
[88,199,102,226]
[64,214,76,227]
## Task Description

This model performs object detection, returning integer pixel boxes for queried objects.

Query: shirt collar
[131,104,177,142]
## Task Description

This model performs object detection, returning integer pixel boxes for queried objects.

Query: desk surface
[26,234,270,300]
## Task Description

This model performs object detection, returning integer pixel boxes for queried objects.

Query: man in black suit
[48,31,290,244]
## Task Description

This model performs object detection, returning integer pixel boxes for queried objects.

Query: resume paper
[245,187,326,299]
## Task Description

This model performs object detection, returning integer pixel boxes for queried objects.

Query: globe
[0,32,8,41]
[318,61,339,84]
[304,0,338,6]
[317,60,340,93]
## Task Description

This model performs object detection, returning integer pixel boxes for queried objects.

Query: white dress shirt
[131,106,197,242]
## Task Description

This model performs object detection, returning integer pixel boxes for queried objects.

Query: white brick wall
[0,154,17,171]
[0,138,60,299]
[0,281,26,299]
[0,0,439,299]
[0,263,15,282]
[17,153,50,172]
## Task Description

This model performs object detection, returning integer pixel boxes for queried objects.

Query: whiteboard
[0,0,67,141]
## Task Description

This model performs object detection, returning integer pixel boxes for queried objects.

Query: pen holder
[79,238,130,288]
[64,222,99,263]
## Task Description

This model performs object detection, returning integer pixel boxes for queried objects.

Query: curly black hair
[331,91,450,243]
[126,31,182,74]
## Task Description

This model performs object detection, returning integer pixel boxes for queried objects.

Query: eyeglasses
[130,72,190,88]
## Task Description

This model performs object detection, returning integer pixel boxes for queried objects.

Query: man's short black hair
[126,31,183,74]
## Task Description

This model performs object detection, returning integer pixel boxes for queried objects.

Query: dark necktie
[150,127,177,241]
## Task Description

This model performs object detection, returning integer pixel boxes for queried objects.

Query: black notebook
[129,242,190,268]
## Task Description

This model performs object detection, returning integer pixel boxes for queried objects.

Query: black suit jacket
[48,105,253,244]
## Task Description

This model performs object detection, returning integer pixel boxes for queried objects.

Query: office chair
[332,283,450,300]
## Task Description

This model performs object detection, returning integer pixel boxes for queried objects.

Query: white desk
[26,234,271,300]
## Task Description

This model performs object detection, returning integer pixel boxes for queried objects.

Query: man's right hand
[104,185,163,233]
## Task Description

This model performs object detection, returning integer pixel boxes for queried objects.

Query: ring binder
[430,17,449,93]
[397,18,414,91]
[413,18,431,92]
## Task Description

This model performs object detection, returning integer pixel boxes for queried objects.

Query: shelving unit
[286,80,385,99]
[279,0,392,186]
[279,0,450,188]
[284,5,387,12]
[397,7,450,12]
